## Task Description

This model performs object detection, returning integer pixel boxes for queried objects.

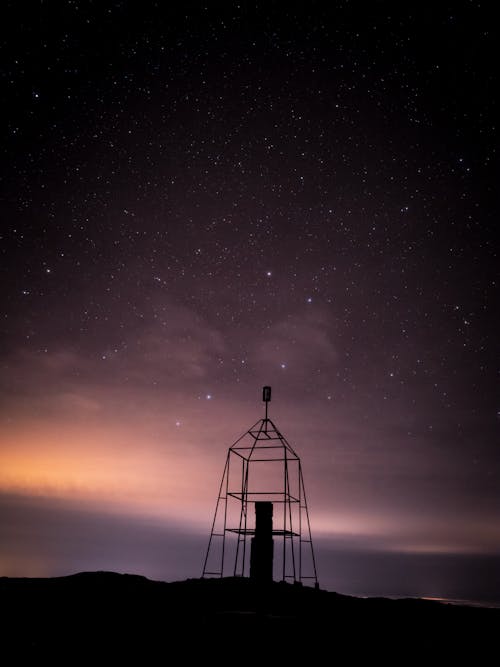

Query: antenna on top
[262,385,271,420]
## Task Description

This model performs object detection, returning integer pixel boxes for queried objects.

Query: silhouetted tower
[202,387,318,586]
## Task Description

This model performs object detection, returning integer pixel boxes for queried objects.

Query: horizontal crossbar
[227,492,300,502]
[226,528,299,537]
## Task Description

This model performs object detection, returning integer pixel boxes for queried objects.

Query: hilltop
[1,572,497,659]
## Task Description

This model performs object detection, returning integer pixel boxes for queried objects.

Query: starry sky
[1,2,499,602]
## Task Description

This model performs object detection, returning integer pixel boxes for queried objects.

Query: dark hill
[1,572,497,660]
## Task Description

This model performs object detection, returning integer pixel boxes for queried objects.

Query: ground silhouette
[1,572,497,660]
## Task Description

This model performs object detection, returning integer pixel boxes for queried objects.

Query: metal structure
[202,386,318,586]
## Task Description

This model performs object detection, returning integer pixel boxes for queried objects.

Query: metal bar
[230,449,246,461]
[234,456,246,576]
[227,496,299,504]
[239,456,298,463]
[221,452,230,577]
[241,456,249,576]
[226,528,299,536]
[286,455,296,582]
[228,491,300,496]
[229,419,263,447]
[299,460,302,582]
[282,445,287,581]
[231,445,289,450]
[247,430,274,440]
[240,455,251,570]
[266,419,299,456]
[300,464,318,586]
[228,491,298,496]
[202,454,229,578]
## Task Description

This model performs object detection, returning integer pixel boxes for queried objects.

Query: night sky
[1,3,499,602]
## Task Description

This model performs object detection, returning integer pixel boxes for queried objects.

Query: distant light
[280,363,286,369]
[266,271,272,277]
[306,297,312,303]
[175,421,181,427]
[206,394,212,400]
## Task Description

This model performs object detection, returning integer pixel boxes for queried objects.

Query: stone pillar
[250,501,274,582]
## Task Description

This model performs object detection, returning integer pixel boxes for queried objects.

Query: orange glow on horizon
[0,419,219,524]
[2,418,499,556]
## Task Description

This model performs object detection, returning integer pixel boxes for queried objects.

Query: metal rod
[282,446,287,581]
[234,455,246,576]
[202,454,229,577]
[221,451,230,577]
[286,457,296,581]
[300,464,318,586]
[298,460,303,582]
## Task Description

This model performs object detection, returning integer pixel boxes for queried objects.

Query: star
[0,3,496,597]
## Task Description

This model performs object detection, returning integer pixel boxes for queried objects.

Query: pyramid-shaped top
[228,386,299,461]
[230,416,299,461]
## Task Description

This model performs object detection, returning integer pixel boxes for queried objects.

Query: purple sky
[1,3,498,602]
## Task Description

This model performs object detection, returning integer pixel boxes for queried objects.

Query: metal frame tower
[202,387,318,586]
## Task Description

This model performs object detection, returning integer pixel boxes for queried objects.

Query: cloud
[1,298,498,574]
[0,301,227,413]
[249,306,338,382]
